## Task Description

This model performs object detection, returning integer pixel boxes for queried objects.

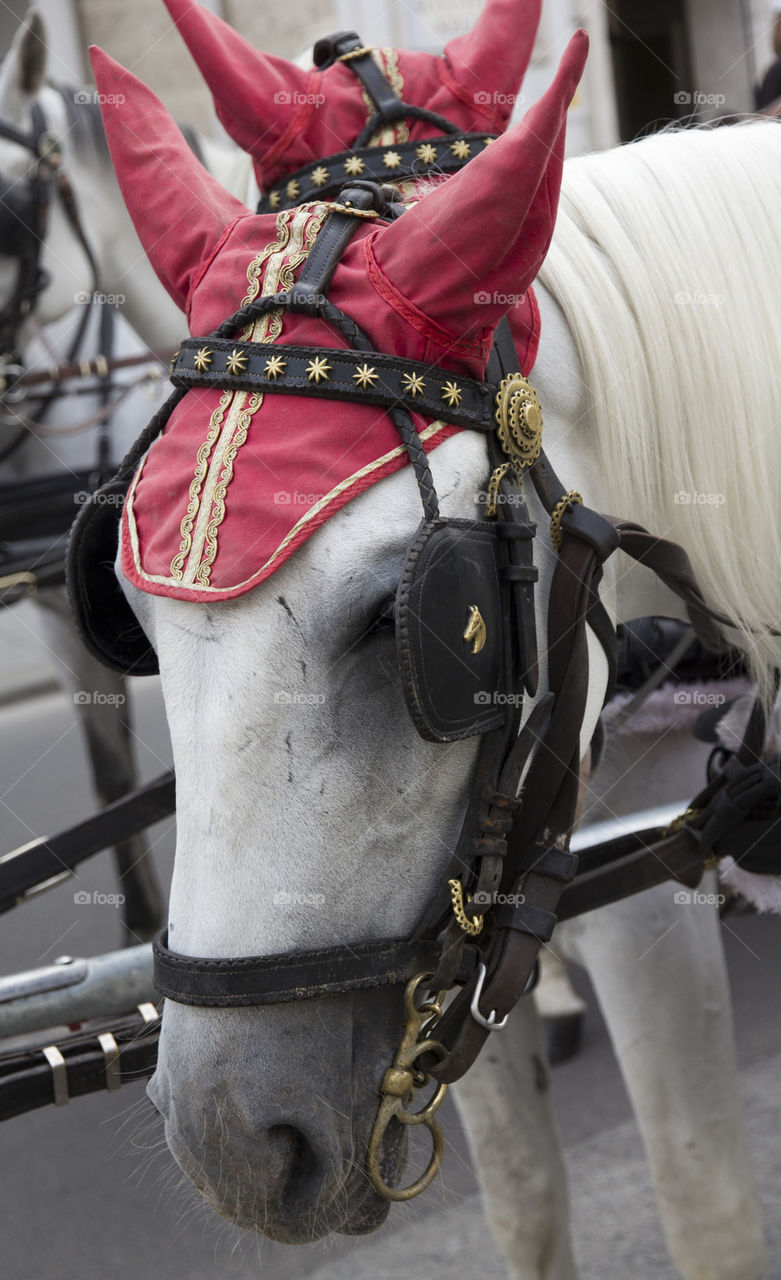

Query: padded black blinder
[396,519,507,742]
[66,477,159,677]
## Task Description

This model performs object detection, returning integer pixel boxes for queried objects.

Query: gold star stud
[286,178,301,200]
[353,363,379,389]
[402,371,426,397]
[344,155,365,176]
[416,143,437,165]
[226,348,248,375]
[264,355,286,380]
[193,346,213,373]
[311,166,330,188]
[306,355,331,384]
[450,139,471,161]
[268,190,281,209]
[383,150,402,170]
[441,381,463,408]
[483,137,496,147]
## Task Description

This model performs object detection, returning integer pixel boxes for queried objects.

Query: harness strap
[0,773,175,914]
[313,32,408,124]
[257,133,498,213]
[152,932,468,1005]
[171,339,495,431]
[426,523,605,1082]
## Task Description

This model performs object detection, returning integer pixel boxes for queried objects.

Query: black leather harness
[256,32,499,213]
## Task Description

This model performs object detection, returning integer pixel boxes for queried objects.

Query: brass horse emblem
[464,605,487,654]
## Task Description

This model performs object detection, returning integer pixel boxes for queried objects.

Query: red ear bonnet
[161,0,542,190]
[89,34,587,602]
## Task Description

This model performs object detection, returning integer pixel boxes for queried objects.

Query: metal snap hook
[469,962,509,1031]
[366,972,450,1202]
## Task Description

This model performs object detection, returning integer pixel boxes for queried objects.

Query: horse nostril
[265,1123,320,1194]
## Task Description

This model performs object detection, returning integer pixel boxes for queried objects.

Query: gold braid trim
[550,490,583,553]
[363,49,409,147]
[485,461,524,519]
[448,879,484,936]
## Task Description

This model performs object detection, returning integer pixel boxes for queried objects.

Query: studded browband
[257,133,498,213]
[170,337,541,451]
[256,30,498,214]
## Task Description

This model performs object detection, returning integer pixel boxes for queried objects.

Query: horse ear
[88,46,247,314]
[444,0,541,114]
[0,9,48,116]
[160,0,310,169]
[372,31,587,345]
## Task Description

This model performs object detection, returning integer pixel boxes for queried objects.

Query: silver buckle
[98,1032,121,1091]
[469,962,509,1032]
[42,1045,69,1106]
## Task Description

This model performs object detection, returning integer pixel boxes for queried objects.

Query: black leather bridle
[256,31,500,214]
[0,97,112,474]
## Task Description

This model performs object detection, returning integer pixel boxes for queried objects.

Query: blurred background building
[0,1,778,154]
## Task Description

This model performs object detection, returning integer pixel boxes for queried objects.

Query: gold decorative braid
[664,806,700,837]
[328,203,381,219]
[338,45,374,62]
[171,204,331,585]
[550,490,583,553]
[448,879,484,936]
[486,461,524,518]
[363,49,409,147]
[495,373,543,468]
[170,390,232,580]
[195,393,263,585]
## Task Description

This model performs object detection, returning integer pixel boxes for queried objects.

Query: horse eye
[365,594,396,639]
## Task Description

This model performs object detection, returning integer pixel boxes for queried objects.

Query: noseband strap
[152,931,464,1006]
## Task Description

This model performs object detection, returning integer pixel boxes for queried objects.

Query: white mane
[539,120,781,700]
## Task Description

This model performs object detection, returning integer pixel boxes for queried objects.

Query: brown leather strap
[615,523,781,645]
[428,524,607,1082]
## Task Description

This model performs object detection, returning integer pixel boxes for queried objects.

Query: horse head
[89,31,589,1241]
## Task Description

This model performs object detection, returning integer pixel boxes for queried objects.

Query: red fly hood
[161,0,541,191]
[90,33,587,603]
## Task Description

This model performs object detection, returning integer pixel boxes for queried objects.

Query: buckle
[469,962,509,1031]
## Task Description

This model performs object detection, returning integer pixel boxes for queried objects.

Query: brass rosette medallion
[495,373,543,468]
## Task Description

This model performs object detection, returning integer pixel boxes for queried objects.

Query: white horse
[0,11,250,937]
[103,32,781,1271]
